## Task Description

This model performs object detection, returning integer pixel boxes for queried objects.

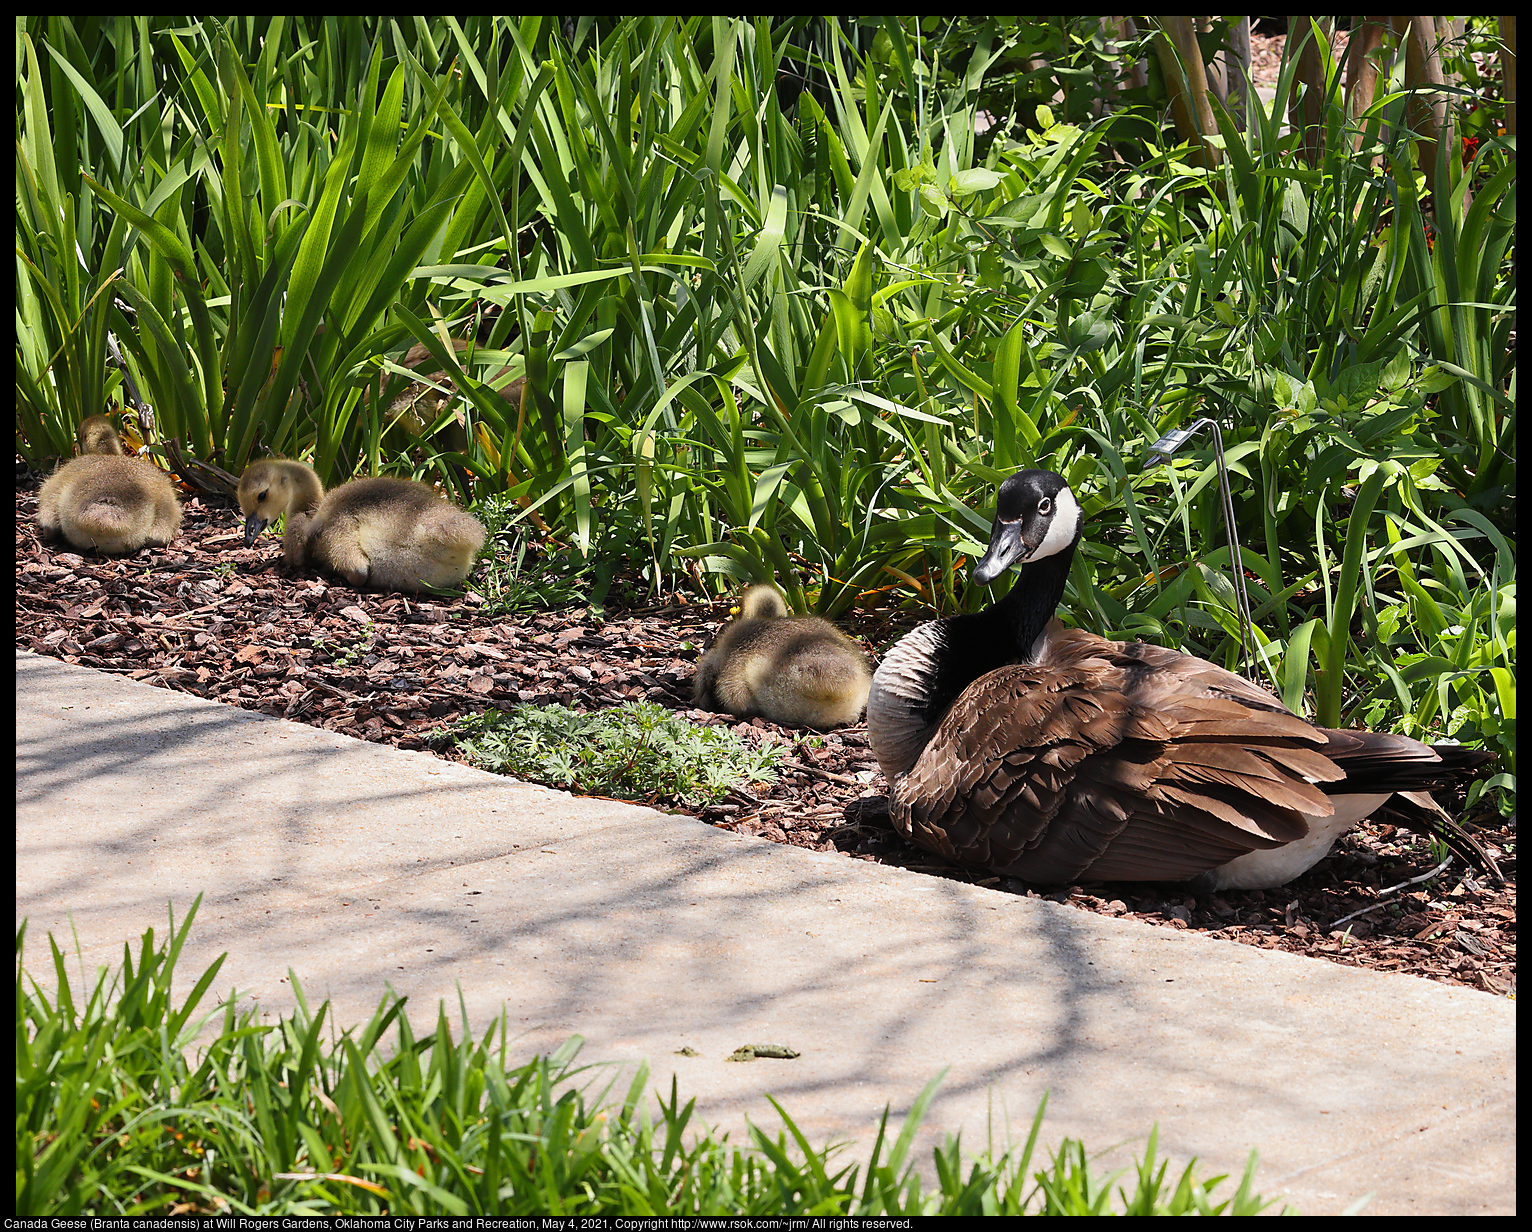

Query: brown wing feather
[1375,789,1503,882]
[890,629,1348,885]
[1315,728,1494,791]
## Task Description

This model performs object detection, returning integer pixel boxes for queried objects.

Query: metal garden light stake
[107,310,157,446]
[1143,418,1270,686]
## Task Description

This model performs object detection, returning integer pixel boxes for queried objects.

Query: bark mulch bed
[15,476,1515,997]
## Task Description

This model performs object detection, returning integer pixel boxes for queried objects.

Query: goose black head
[972,469,1082,585]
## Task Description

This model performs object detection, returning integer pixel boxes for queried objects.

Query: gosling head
[736,584,790,621]
[972,469,1083,585]
[238,460,315,547]
[76,415,126,456]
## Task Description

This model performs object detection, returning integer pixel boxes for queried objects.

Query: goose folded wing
[1152,695,1343,812]
[1097,634,1299,718]
[1083,698,1340,878]
[891,664,1350,886]
[892,666,1183,882]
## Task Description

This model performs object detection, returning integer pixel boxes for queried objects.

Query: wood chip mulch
[14,474,1515,998]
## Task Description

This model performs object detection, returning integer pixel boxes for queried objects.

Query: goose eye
[1038,497,1052,514]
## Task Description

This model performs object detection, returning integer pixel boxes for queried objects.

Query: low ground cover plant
[448,701,783,806]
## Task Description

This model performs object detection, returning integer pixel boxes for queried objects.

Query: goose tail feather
[1374,789,1504,883]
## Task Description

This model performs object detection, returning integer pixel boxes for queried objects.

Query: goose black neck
[918,536,1076,725]
[995,540,1075,660]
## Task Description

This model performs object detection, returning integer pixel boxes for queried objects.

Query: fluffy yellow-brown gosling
[36,416,181,554]
[694,584,872,729]
[237,459,486,592]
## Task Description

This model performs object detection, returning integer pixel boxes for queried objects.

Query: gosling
[237,458,486,592]
[694,584,872,729]
[36,415,182,554]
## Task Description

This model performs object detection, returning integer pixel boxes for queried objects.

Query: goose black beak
[243,513,269,547]
[973,517,1029,585]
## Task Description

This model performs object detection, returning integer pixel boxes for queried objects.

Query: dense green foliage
[16,902,1288,1215]
[16,17,1514,803]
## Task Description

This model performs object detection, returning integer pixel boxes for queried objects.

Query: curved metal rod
[1144,417,1272,687]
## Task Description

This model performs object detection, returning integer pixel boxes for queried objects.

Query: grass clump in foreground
[448,701,783,807]
[17,899,1295,1216]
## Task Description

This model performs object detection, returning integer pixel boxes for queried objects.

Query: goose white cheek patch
[1033,489,1082,561]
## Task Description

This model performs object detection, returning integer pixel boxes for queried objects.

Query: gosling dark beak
[243,514,269,548]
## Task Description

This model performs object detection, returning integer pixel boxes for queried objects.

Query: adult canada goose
[238,459,486,592]
[36,415,182,555]
[695,584,873,729]
[866,469,1496,891]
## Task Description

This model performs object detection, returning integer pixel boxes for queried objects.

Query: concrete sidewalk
[15,649,1514,1214]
